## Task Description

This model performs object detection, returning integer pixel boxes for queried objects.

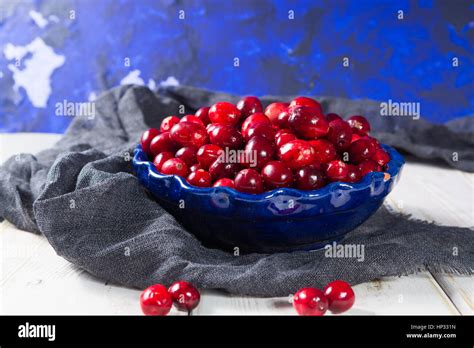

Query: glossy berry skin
[141,128,160,155]
[175,147,197,167]
[181,115,205,127]
[153,151,174,172]
[236,96,263,118]
[160,116,180,133]
[196,144,223,169]
[358,160,381,177]
[209,124,243,149]
[140,284,173,316]
[149,132,177,156]
[351,133,362,143]
[170,122,208,148]
[278,140,315,170]
[161,158,189,177]
[344,164,362,183]
[189,163,202,172]
[241,112,270,137]
[261,161,293,189]
[327,119,353,151]
[234,169,264,194]
[349,138,376,164]
[245,122,276,142]
[295,167,326,190]
[264,102,289,125]
[372,148,390,166]
[276,107,292,128]
[293,287,328,316]
[213,178,235,188]
[209,102,241,126]
[168,281,201,312]
[195,107,211,125]
[275,129,297,148]
[290,96,323,114]
[244,136,275,170]
[208,160,241,180]
[187,169,212,187]
[326,113,343,122]
[326,160,349,182]
[347,115,371,136]
[288,106,329,139]
[309,139,338,164]
[323,280,355,314]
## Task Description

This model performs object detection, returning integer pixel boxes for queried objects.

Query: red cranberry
[213,178,235,188]
[236,96,263,118]
[307,161,322,171]
[276,108,291,128]
[209,124,243,149]
[181,114,205,127]
[175,147,197,167]
[160,116,180,133]
[290,96,323,114]
[153,151,174,172]
[264,102,289,124]
[189,163,202,172]
[323,280,355,314]
[326,160,349,181]
[358,160,381,177]
[140,284,173,316]
[347,115,371,136]
[309,139,337,164]
[351,133,362,143]
[344,164,362,183]
[234,169,264,194]
[244,136,275,170]
[327,119,353,150]
[245,122,276,142]
[288,106,329,139]
[326,113,343,122]
[168,281,201,312]
[197,144,223,169]
[195,106,211,125]
[349,138,376,163]
[261,161,293,189]
[293,287,328,316]
[240,112,270,136]
[161,158,189,177]
[275,129,297,148]
[170,122,208,148]
[206,123,217,134]
[372,148,390,166]
[208,160,241,180]
[187,169,212,187]
[362,136,381,150]
[295,167,326,190]
[208,102,241,125]
[150,132,177,156]
[278,140,315,170]
[141,128,160,155]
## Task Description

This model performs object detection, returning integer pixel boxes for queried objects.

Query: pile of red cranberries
[293,280,355,316]
[140,96,390,194]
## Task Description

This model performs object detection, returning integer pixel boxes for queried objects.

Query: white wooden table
[0,133,472,315]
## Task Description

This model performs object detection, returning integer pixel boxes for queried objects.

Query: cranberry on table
[344,164,362,183]
[243,136,275,170]
[168,281,201,312]
[236,96,263,118]
[290,96,323,114]
[240,112,270,136]
[213,178,235,188]
[358,160,381,177]
[195,106,211,125]
[170,122,208,148]
[234,168,264,194]
[209,124,243,149]
[140,284,173,316]
[323,280,355,314]
[209,102,241,125]
[261,161,293,189]
[160,158,189,177]
[288,106,329,139]
[275,128,297,148]
[326,160,349,181]
[196,144,223,169]
[347,115,371,136]
[141,128,160,155]
[295,167,326,190]
[209,160,241,180]
[309,139,337,164]
[326,113,343,122]
[160,116,180,133]
[264,102,289,124]
[153,151,174,172]
[245,122,276,142]
[372,148,390,166]
[187,169,212,187]
[327,119,353,150]
[181,114,205,127]
[293,287,328,316]
[278,139,315,170]
[349,138,376,163]
[175,147,197,167]
[149,132,177,156]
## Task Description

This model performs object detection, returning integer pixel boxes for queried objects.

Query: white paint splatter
[120,69,145,86]
[159,76,180,87]
[29,10,48,28]
[4,38,65,108]
[88,91,97,101]
[48,15,60,23]
[147,78,156,90]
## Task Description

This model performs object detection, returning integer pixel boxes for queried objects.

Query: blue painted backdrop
[0,0,473,133]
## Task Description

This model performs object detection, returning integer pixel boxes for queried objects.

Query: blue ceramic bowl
[133,144,404,253]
